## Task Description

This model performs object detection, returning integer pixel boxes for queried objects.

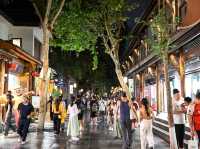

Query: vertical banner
[69,85,73,94]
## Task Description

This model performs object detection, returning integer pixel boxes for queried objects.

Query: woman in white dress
[67,96,80,142]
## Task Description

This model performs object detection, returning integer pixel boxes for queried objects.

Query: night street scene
[0,0,200,149]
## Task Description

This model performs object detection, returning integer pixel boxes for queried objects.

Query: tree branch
[102,34,111,53]
[105,19,115,48]
[44,0,53,24]
[32,2,43,25]
[50,0,66,30]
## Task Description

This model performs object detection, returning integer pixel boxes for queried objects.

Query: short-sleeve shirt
[173,99,185,124]
[187,104,195,116]
[18,103,34,119]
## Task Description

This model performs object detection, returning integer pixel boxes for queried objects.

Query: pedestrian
[67,96,80,142]
[113,98,122,139]
[140,98,154,149]
[90,96,99,126]
[130,97,139,131]
[119,92,132,149]
[17,94,34,145]
[173,89,185,149]
[52,98,64,135]
[107,99,114,131]
[188,91,200,147]
[47,96,53,121]
[59,95,67,132]
[4,91,16,136]
[76,95,85,131]
[13,88,23,129]
[98,97,106,124]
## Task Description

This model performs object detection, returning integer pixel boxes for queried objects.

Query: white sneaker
[72,137,79,141]
[21,141,26,145]
[18,138,21,142]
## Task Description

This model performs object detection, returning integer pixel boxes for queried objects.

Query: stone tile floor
[0,125,169,149]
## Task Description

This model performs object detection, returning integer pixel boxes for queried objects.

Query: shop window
[11,38,22,48]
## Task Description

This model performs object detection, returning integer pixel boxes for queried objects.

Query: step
[153,117,192,149]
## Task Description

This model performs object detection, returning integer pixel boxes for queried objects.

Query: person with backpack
[173,89,185,149]
[188,91,200,147]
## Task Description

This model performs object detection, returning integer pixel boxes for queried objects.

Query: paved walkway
[0,125,169,149]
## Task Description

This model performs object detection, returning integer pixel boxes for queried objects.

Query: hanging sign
[32,96,40,108]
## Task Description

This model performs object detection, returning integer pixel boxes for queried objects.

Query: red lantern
[32,71,40,77]
[8,63,17,71]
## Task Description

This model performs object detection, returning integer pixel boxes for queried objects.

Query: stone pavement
[0,125,169,149]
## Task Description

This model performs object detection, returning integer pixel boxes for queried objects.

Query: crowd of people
[2,88,200,148]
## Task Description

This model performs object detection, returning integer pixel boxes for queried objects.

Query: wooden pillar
[0,61,5,95]
[4,62,8,93]
[140,72,144,98]
[29,64,34,91]
[179,49,185,97]
[156,64,160,114]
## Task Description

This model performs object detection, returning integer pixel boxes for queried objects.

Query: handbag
[188,138,198,149]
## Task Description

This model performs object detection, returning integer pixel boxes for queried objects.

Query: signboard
[69,85,74,94]
[32,96,40,108]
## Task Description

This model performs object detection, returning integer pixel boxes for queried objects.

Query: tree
[148,8,178,149]
[32,0,66,130]
[53,0,137,100]
[49,48,118,95]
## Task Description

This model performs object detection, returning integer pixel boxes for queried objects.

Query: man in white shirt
[173,89,185,149]
[98,98,106,124]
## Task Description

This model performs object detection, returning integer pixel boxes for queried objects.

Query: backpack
[193,104,200,131]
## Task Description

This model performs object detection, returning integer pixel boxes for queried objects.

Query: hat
[173,89,180,95]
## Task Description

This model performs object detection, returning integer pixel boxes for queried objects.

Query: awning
[170,21,200,52]
[0,40,42,65]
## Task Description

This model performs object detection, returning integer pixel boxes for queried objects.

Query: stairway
[153,116,191,149]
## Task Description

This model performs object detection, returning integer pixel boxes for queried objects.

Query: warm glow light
[148,67,153,74]
[74,83,77,88]
[12,38,22,47]
[136,74,140,80]
[123,76,128,84]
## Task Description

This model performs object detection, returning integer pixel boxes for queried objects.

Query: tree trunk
[179,49,185,97]
[37,26,50,131]
[156,65,160,114]
[163,51,178,149]
[110,55,131,100]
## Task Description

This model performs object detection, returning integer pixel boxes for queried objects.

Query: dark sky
[0,0,40,26]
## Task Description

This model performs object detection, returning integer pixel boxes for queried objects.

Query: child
[67,96,80,142]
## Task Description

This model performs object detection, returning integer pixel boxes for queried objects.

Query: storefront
[0,40,41,127]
